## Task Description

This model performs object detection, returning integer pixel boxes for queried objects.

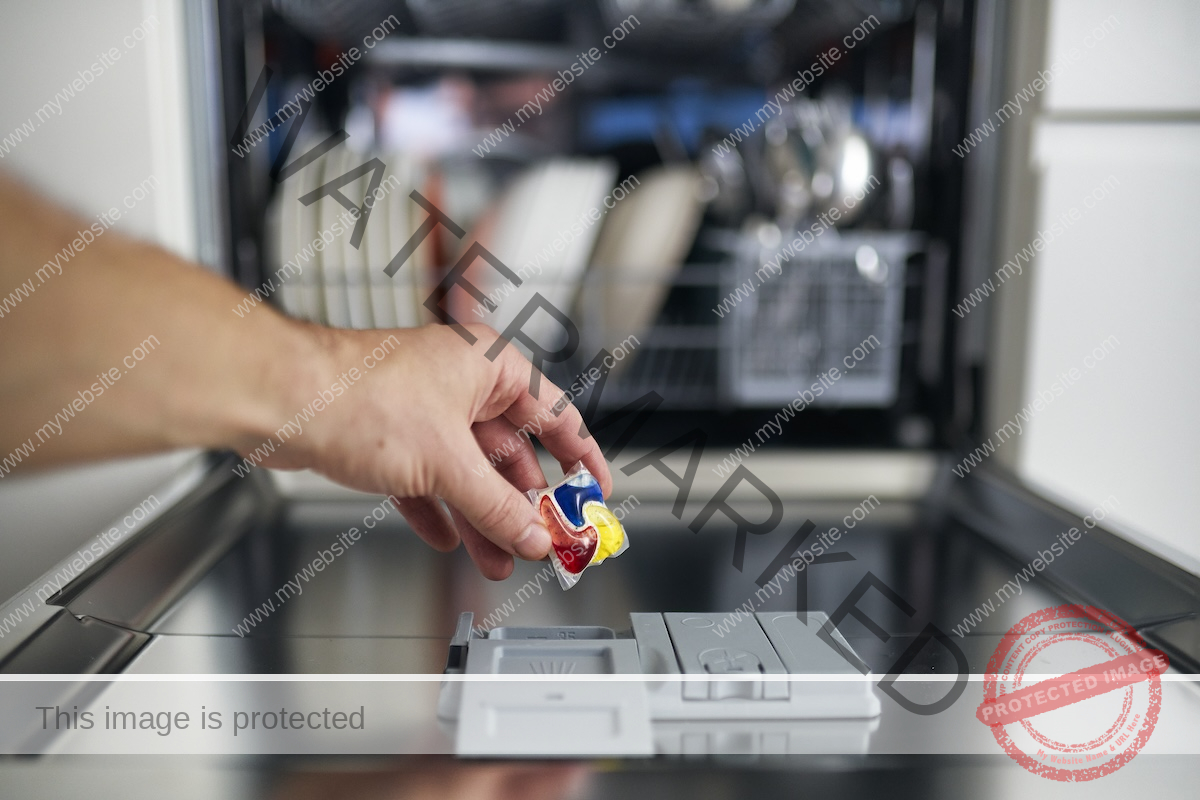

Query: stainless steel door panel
[125,634,447,674]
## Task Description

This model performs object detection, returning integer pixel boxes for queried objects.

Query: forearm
[0,171,321,470]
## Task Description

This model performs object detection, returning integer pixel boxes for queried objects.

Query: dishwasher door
[2,451,1197,762]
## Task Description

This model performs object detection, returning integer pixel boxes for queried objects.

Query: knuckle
[427,322,469,351]
[548,397,589,439]
[463,322,500,345]
[404,460,439,498]
[540,404,576,436]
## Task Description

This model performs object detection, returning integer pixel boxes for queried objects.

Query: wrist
[220,315,335,460]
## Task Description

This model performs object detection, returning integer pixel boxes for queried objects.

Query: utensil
[761,117,815,228]
[697,128,752,225]
[811,124,875,224]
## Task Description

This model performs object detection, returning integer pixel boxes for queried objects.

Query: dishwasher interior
[222,0,972,446]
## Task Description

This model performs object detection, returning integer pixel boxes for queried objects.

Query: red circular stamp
[977,605,1167,781]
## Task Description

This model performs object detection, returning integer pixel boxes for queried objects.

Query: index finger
[498,361,613,497]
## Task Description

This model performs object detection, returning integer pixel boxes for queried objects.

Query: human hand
[264,322,612,580]
[0,172,605,581]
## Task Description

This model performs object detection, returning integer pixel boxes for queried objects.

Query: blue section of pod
[552,478,603,528]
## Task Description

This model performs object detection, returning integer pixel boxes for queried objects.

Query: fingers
[472,417,548,493]
[516,396,612,497]
[391,496,460,552]
[395,494,515,579]
[436,429,553,565]
[397,421,542,574]
[448,505,514,580]
[401,324,611,579]
[484,344,613,497]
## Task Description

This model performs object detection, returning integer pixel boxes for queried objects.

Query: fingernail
[513,522,551,560]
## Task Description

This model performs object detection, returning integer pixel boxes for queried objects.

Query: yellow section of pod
[583,502,624,563]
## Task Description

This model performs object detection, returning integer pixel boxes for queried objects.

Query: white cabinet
[1045,0,1200,112]
[1008,0,1200,571]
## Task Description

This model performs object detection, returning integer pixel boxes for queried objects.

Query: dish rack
[563,230,919,410]
[572,263,724,409]
[721,230,919,407]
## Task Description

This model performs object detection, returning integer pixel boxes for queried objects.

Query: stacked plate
[586,164,707,362]
[267,153,707,353]
[458,159,617,350]
[268,145,430,328]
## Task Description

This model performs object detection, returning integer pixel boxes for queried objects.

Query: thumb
[437,432,553,562]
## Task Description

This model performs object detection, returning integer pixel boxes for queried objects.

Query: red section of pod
[540,495,596,574]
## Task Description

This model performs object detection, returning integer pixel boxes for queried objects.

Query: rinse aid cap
[527,462,629,590]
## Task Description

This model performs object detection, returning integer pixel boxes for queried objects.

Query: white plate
[364,151,397,329]
[275,143,311,319]
[588,164,706,362]
[263,189,291,316]
[474,159,616,349]
[318,149,352,328]
[410,158,436,325]
[389,152,423,327]
[341,147,374,329]
[295,139,326,322]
